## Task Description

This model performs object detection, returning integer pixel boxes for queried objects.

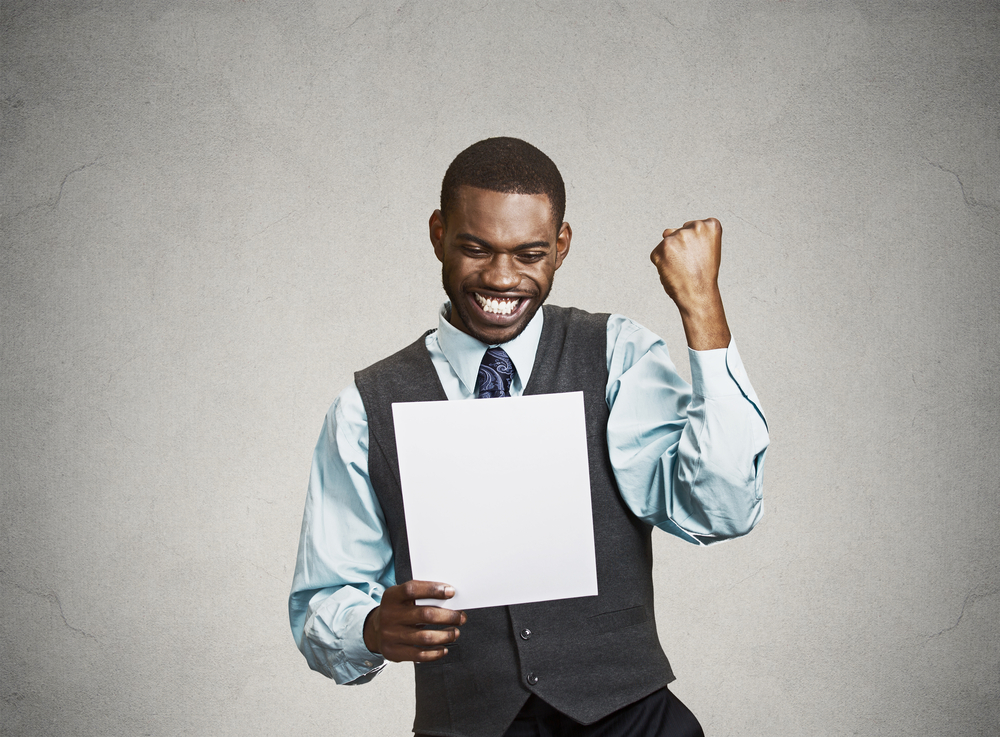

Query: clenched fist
[650,218,732,350]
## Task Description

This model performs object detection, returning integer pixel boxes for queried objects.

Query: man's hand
[363,580,467,663]
[650,218,732,351]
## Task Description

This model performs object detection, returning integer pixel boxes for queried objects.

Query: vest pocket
[586,604,648,633]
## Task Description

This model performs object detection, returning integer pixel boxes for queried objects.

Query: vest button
[519,628,532,640]
[526,673,539,686]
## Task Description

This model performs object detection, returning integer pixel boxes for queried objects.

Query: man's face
[430,186,571,345]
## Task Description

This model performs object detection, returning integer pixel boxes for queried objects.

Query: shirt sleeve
[605,314,769,544]
[288,382,395,683]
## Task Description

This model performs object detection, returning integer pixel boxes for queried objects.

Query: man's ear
[554,222,572,270]
[429,210,446,262]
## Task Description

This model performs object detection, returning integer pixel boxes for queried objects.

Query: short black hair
[440,137,566,227]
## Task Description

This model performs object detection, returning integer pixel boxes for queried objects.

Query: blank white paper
[392,391,598,611]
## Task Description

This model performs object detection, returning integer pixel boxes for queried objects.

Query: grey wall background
[2,1,998,735]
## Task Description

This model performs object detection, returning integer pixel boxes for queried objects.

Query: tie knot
[477,347,515,398]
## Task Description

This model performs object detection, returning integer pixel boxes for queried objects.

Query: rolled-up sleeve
[288,383,394,683]
[605,315,768,545]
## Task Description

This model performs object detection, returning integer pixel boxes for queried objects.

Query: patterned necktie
[477,347,515,398]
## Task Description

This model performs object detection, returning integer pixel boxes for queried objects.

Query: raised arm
[606,218,767,543]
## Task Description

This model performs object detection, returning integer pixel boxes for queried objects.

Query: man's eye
[519,253,545,263]
[462,246,488,257]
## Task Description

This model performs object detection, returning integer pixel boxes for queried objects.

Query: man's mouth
[474,293,523,316]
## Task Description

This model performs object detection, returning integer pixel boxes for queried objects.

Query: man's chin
[451,298,541,345]
[462,316,535,346]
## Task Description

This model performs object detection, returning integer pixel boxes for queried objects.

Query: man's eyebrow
[455,233,551,251]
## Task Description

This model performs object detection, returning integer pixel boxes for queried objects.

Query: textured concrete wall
[2,1,998,735]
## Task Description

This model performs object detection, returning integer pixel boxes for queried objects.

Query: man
[290,137,768,737]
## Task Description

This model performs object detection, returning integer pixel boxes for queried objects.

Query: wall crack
[925,158,1000,236]
[2,158,102,226]
[926,587,999,640]
[1,575,100,642]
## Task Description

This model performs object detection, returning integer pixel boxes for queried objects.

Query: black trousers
[415,687,704,737]
[500,688,704,737]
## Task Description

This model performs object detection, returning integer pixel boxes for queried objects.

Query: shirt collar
[436,302,545,395]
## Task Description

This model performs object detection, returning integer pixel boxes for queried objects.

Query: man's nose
[482,255,519,290]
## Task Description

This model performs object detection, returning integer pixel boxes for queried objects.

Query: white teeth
[475,294,519,316]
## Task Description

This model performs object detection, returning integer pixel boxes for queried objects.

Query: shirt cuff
[688,341,741,398]
[341,600,386,682]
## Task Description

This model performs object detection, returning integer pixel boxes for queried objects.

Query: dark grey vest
[355,305,674,737]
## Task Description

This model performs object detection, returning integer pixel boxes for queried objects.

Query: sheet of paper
[392,391,598,611]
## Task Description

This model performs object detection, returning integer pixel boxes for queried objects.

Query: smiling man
[289,137,768,737]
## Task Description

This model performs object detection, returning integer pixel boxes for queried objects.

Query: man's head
[431,138,571,346]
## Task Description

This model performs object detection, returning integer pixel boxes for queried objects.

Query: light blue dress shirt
[290,304,768,684]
